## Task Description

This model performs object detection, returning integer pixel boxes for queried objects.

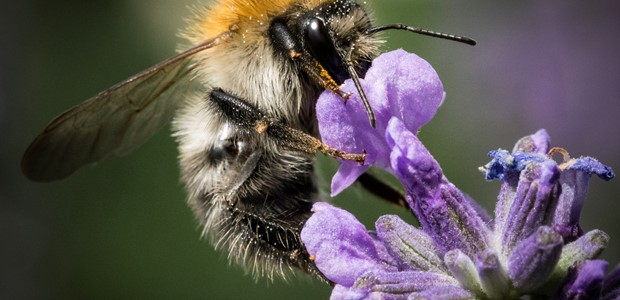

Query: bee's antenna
[367,24,477,46]
[344,44,376,128]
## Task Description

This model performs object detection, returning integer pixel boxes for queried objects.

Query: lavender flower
[301,50,618,299]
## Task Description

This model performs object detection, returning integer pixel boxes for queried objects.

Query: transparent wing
[22,39,220,182]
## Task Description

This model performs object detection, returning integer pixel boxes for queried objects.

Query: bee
[22,0,474,281]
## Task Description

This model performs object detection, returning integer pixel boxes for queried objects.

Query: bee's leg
[223,201,329,281]
[210,89,409,213]
[356,173,409,210]
[209,88,365,164]
[225,149,262,202]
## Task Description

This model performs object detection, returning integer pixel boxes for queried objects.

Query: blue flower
[301,50,618,299]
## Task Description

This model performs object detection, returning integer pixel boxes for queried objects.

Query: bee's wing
[22,39,220,182]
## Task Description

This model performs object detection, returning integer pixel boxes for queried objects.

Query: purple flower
[316,49,445,196]
[483,133,615,244]
[301,50,617,299]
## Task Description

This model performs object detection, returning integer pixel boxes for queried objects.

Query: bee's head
[268,0,380,125]
[297,0,378,84]
[269,0,475,128]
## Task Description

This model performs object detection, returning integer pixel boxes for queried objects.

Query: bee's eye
[304,17,345,83]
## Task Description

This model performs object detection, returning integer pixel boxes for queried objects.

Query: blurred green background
[2,0,619,299]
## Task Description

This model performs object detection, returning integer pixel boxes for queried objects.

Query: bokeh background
[2,0,619,299]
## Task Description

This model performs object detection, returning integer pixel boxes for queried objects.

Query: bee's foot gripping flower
[302,50,618,299]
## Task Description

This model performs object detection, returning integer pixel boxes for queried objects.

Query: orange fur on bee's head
[181,0,328,45]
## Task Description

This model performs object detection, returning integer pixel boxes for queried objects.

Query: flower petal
[552,157,615,241]
[482,149,548,181]
[385,118,489,257]
[566,156,615,181]
[493,170,520,247]
[551,171,588,244]
[444,249,484,296]
[556,229,609,276]
[352,270,459,299]
[386,117,442,197]
[316,49,445,195]
[602,264,620,299]
[301,202,396,286]
[316,79,387,197]
[331,162,370,197]
[508,226,563,292]
[543,230,610,291]
[363,49,445,133]
[476,250,510,299]
[555,260,607,299]
[407,285,474,300]
[512,129,551,154]
[375,215,445,273]
[406,180,490,258]
[500,161,560,256]
[330,284,368,300]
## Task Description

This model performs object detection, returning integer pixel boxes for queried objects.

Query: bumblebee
[23,0,474,281]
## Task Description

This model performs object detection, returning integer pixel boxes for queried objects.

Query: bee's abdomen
[204,150,321,279]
